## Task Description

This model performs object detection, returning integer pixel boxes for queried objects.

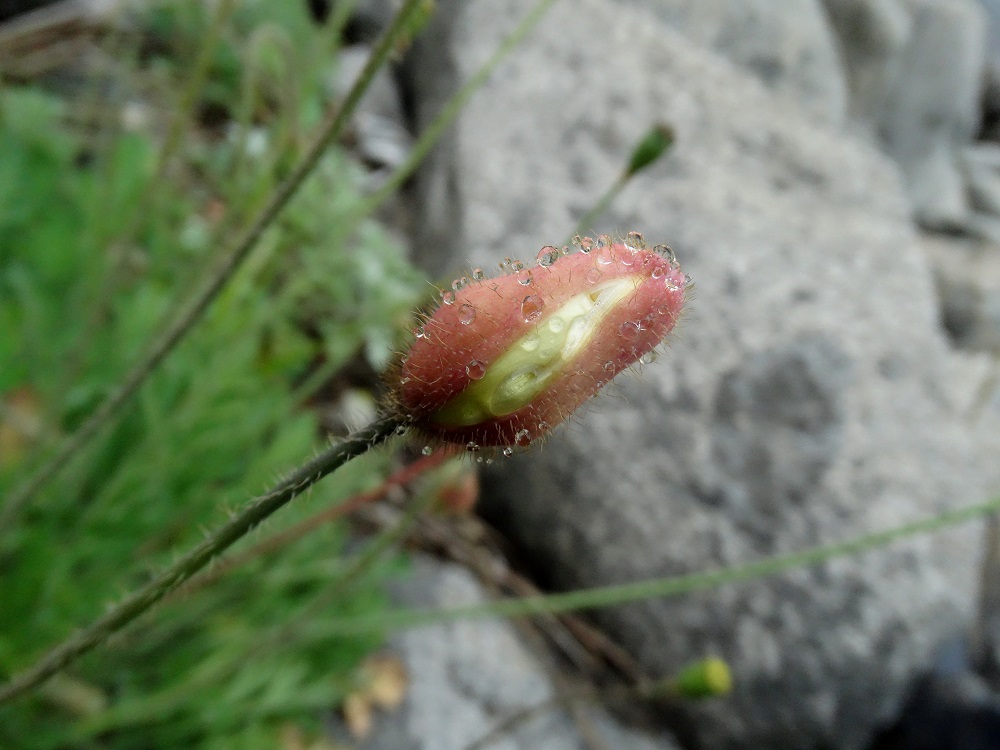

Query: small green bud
[625,123,675,177]
[672,657,733,699]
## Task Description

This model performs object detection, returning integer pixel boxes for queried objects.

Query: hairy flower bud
[388,235,688,451]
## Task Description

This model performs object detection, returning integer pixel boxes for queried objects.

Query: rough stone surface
[977,0,1000,140]
[823,0,988,229]
[404,1,1000,748]
[925,233,1000,352]
[610,0,847,126]
[348,557,682,750]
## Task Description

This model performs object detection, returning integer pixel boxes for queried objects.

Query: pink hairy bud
[387,234,688,452]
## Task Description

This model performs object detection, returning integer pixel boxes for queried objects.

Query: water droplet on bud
[422,445,433,455]
[441,290,456,305]
[514,429,531,447]
[466,359,486,379]
[466,441,480,453]
[620,321,641,339]
[586,267,603,283]
[521,295,544,322]
[597,247,615,265]
[472,268,485,281]
[502,447,514,457]
[626,231,644,247]
[651,266,664,279]
[536,246,559,267]
[517,269,533,285]
[458,303,476,324]
[653,244,677,265]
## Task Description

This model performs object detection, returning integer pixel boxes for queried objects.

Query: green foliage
[0,1,424,746]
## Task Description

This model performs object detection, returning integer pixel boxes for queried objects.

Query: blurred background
[4,1,1000,749]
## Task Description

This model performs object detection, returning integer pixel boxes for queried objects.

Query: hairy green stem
[0,0,428,530]
[0,415,404,705]
[319,495,1000,635]
[569,174,627,243]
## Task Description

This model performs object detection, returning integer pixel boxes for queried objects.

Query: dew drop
[684,273,692,285]
[640,352,656,365]
[452,277,466,292]
[394,424,409,435]
[536,246,559,267]
[421,445,433,455]
[665,277,682,292]
[521,295,545,322]
[586,267,603,284]
[472,268,485,281]
[603,360,615,372]
[596,247,615,265]
[653,244,677,266]
[502,447,514,457]
[514,429,531,447]
[626,230,644,247]
[485,458,494,465]
[548,316,566,333]
[466,359,486,379]
[458,303,476,325]
[414,326,426,338]
[466,441,480,453]
[577,236,594,253]
[651,266,664,279]
[441,290,456,305]
[561,245,572,255]
[596,234,612,248]
[620,321,641,339]
[521,333,539,351]
[476,455,484,463]
[510,259,525,272]
[517,269,533,285]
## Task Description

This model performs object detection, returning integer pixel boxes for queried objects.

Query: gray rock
[349,558,681,750]
[823,0,988,229]
[404,1,1000,748]
[609,0,848,126]
[962,144,1000,236]
[925,234,1000,352]
[976,0,1000,139]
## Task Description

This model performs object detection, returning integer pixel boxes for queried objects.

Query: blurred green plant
[0,2,425,746]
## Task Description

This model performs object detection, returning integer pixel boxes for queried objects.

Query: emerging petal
[388,235,688,450]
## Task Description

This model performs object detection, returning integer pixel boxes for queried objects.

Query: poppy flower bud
[388,234,687,451]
